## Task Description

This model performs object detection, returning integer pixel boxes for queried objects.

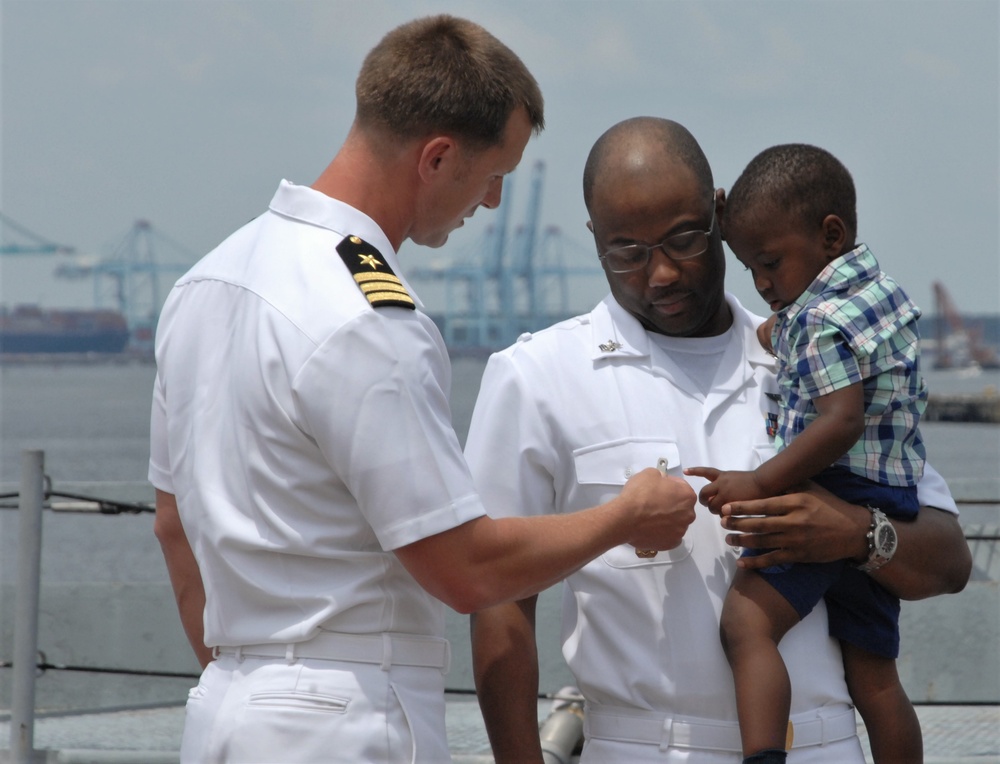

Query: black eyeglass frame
[599,202,717,274]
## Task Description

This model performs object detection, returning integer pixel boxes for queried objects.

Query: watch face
[875,523,897,556]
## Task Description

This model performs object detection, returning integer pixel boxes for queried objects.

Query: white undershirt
[647,326,735,396]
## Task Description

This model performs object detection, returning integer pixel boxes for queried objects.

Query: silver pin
[598,340,622,352]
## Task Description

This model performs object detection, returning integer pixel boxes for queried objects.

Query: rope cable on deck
[0,658,582,700]
[1,484,996,519]
[0,479,154,514]
[0,659,995,708]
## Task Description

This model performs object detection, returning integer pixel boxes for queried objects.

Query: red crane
[931,281,1000,370]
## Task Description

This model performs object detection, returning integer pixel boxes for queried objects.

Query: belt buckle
[659,717,674,751]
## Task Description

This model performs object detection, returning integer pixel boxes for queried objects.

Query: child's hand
[757,315,777,356]
[684,467,771,513]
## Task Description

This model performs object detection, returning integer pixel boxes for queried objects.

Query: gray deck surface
[1,699,997,763]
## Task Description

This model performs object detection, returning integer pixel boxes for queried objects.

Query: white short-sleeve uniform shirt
[149,180,486,648]
[464,293,955,762]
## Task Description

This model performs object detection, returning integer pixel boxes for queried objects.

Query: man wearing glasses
[465,117,970,763]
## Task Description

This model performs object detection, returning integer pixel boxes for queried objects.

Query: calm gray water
[1,358,997,504]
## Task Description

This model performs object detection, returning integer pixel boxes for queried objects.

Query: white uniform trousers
[181,654,450,763]
[580,704,864,763]
[580,736,864,763]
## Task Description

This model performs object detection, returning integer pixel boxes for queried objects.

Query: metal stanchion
[10,450,44,764]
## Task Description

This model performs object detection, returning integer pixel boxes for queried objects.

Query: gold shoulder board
[335,235,415,310]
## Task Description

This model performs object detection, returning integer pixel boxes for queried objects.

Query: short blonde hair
[356,15,544,150]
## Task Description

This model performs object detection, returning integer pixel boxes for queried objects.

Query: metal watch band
[856,505,893,573]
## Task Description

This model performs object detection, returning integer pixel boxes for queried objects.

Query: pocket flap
[602,538,693,568]
[752,444,777,468]
[574,439,681,485]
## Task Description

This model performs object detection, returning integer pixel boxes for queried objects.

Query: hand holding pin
[635,457,670,559]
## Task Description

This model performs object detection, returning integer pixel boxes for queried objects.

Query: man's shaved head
[583,117,713,214]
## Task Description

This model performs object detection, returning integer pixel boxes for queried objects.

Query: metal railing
[9,451,43,763]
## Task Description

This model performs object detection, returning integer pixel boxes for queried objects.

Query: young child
[687,144,927,764]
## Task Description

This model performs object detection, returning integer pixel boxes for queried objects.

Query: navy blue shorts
[743,466,919,658]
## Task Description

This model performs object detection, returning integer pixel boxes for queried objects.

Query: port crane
[6,165,606,355]
[54,220,197,351]
[0,212,75,256]
[931,281,1000,370]
[405,161,602,351]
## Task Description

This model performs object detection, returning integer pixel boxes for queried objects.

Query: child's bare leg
[720,568,802,758]
[842,641,922,764]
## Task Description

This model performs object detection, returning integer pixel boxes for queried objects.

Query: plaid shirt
[773,244,926,486]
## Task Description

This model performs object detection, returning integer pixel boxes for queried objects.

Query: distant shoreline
[925,391,1000,424]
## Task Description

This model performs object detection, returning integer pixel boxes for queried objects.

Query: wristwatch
[856,506,897,573]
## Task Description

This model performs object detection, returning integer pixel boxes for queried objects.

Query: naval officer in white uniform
[150,26,696,764]
[466,117,971,763]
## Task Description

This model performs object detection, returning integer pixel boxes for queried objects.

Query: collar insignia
[336,235,415,310]
[599,339,623,353]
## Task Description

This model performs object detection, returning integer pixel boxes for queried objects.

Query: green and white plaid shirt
[773,244,927,487]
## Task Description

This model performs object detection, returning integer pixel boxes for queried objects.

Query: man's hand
[619,467,697,551]
[153,489,214,668]
[717,479,972,600]
[715,480,868,569]
[685,466,770,512]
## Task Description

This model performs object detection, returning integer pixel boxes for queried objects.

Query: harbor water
[1,358,997,504]
[0,358,998,759]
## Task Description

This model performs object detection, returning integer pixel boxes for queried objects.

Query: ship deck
[1,698,997,763]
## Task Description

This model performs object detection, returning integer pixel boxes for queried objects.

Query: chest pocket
[573,439,692,567]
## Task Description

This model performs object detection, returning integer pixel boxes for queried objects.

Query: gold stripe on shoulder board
[335,235,415,310]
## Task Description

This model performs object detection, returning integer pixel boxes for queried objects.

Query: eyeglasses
[599,203,716,274]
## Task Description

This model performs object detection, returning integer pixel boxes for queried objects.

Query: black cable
[0,659,196,680]
[2,484,997,514]
[45,490,154,514]
[0,661,579,701]
[1,662,996,706]
[0,483,154,514]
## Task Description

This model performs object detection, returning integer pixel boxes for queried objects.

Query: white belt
[584,706,857,752]
[214,631,451,673]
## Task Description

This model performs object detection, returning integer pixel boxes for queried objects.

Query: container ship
[0,305,130,355]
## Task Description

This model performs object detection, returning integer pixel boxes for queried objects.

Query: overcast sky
[2,0,998,319]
